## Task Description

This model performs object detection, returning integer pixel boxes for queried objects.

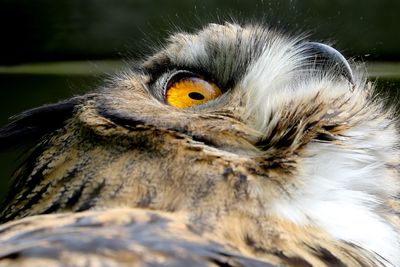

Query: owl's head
[1,23,399,266]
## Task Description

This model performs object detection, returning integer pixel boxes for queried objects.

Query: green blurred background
[0,0,400,202]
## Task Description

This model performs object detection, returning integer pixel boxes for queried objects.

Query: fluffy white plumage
[241,30,400,266]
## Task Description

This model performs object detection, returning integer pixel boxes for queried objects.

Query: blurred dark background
[1,0,400,64]
[0,0,400,202]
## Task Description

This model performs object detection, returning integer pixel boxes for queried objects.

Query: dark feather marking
[273,126,300,149]
[211,252,277,267]
[191,178,215,208]
[64,181,89,209]
[75,180,106,212]
[58,162,83,184]
[255,123,279,150]
[315,132,336,142]
[40,201,61,215]
[234,174,248,193]
[210,252,277,267]
[244,235,312,266]
[273,251,312,267]
[137,191,156,208]
[222,167,234,179]
[244,235,268,254]
[0,252,20,260]
[110,182,125,199]
[210,258,234,267]
[189,133,220,148]
[315,247,347,267]
[322,124,339,131]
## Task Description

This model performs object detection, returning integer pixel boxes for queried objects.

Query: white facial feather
[242,42,400,266]
[240,37,309,133]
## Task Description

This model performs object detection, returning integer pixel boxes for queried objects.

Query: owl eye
[165,75,222,108]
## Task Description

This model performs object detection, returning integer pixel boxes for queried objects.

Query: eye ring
[164,71,223,109]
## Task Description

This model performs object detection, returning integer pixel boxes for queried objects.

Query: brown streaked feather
[0,209,274,267]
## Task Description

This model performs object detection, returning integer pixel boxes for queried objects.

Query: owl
[0,22,399,267]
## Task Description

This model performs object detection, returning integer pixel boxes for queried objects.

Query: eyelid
[163,70,199,99]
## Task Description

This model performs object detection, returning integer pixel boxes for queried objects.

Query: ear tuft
[0,96,85,150]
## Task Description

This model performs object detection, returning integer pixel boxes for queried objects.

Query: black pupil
[188,92,205,100]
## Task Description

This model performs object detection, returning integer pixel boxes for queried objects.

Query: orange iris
[166,77,222,108]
